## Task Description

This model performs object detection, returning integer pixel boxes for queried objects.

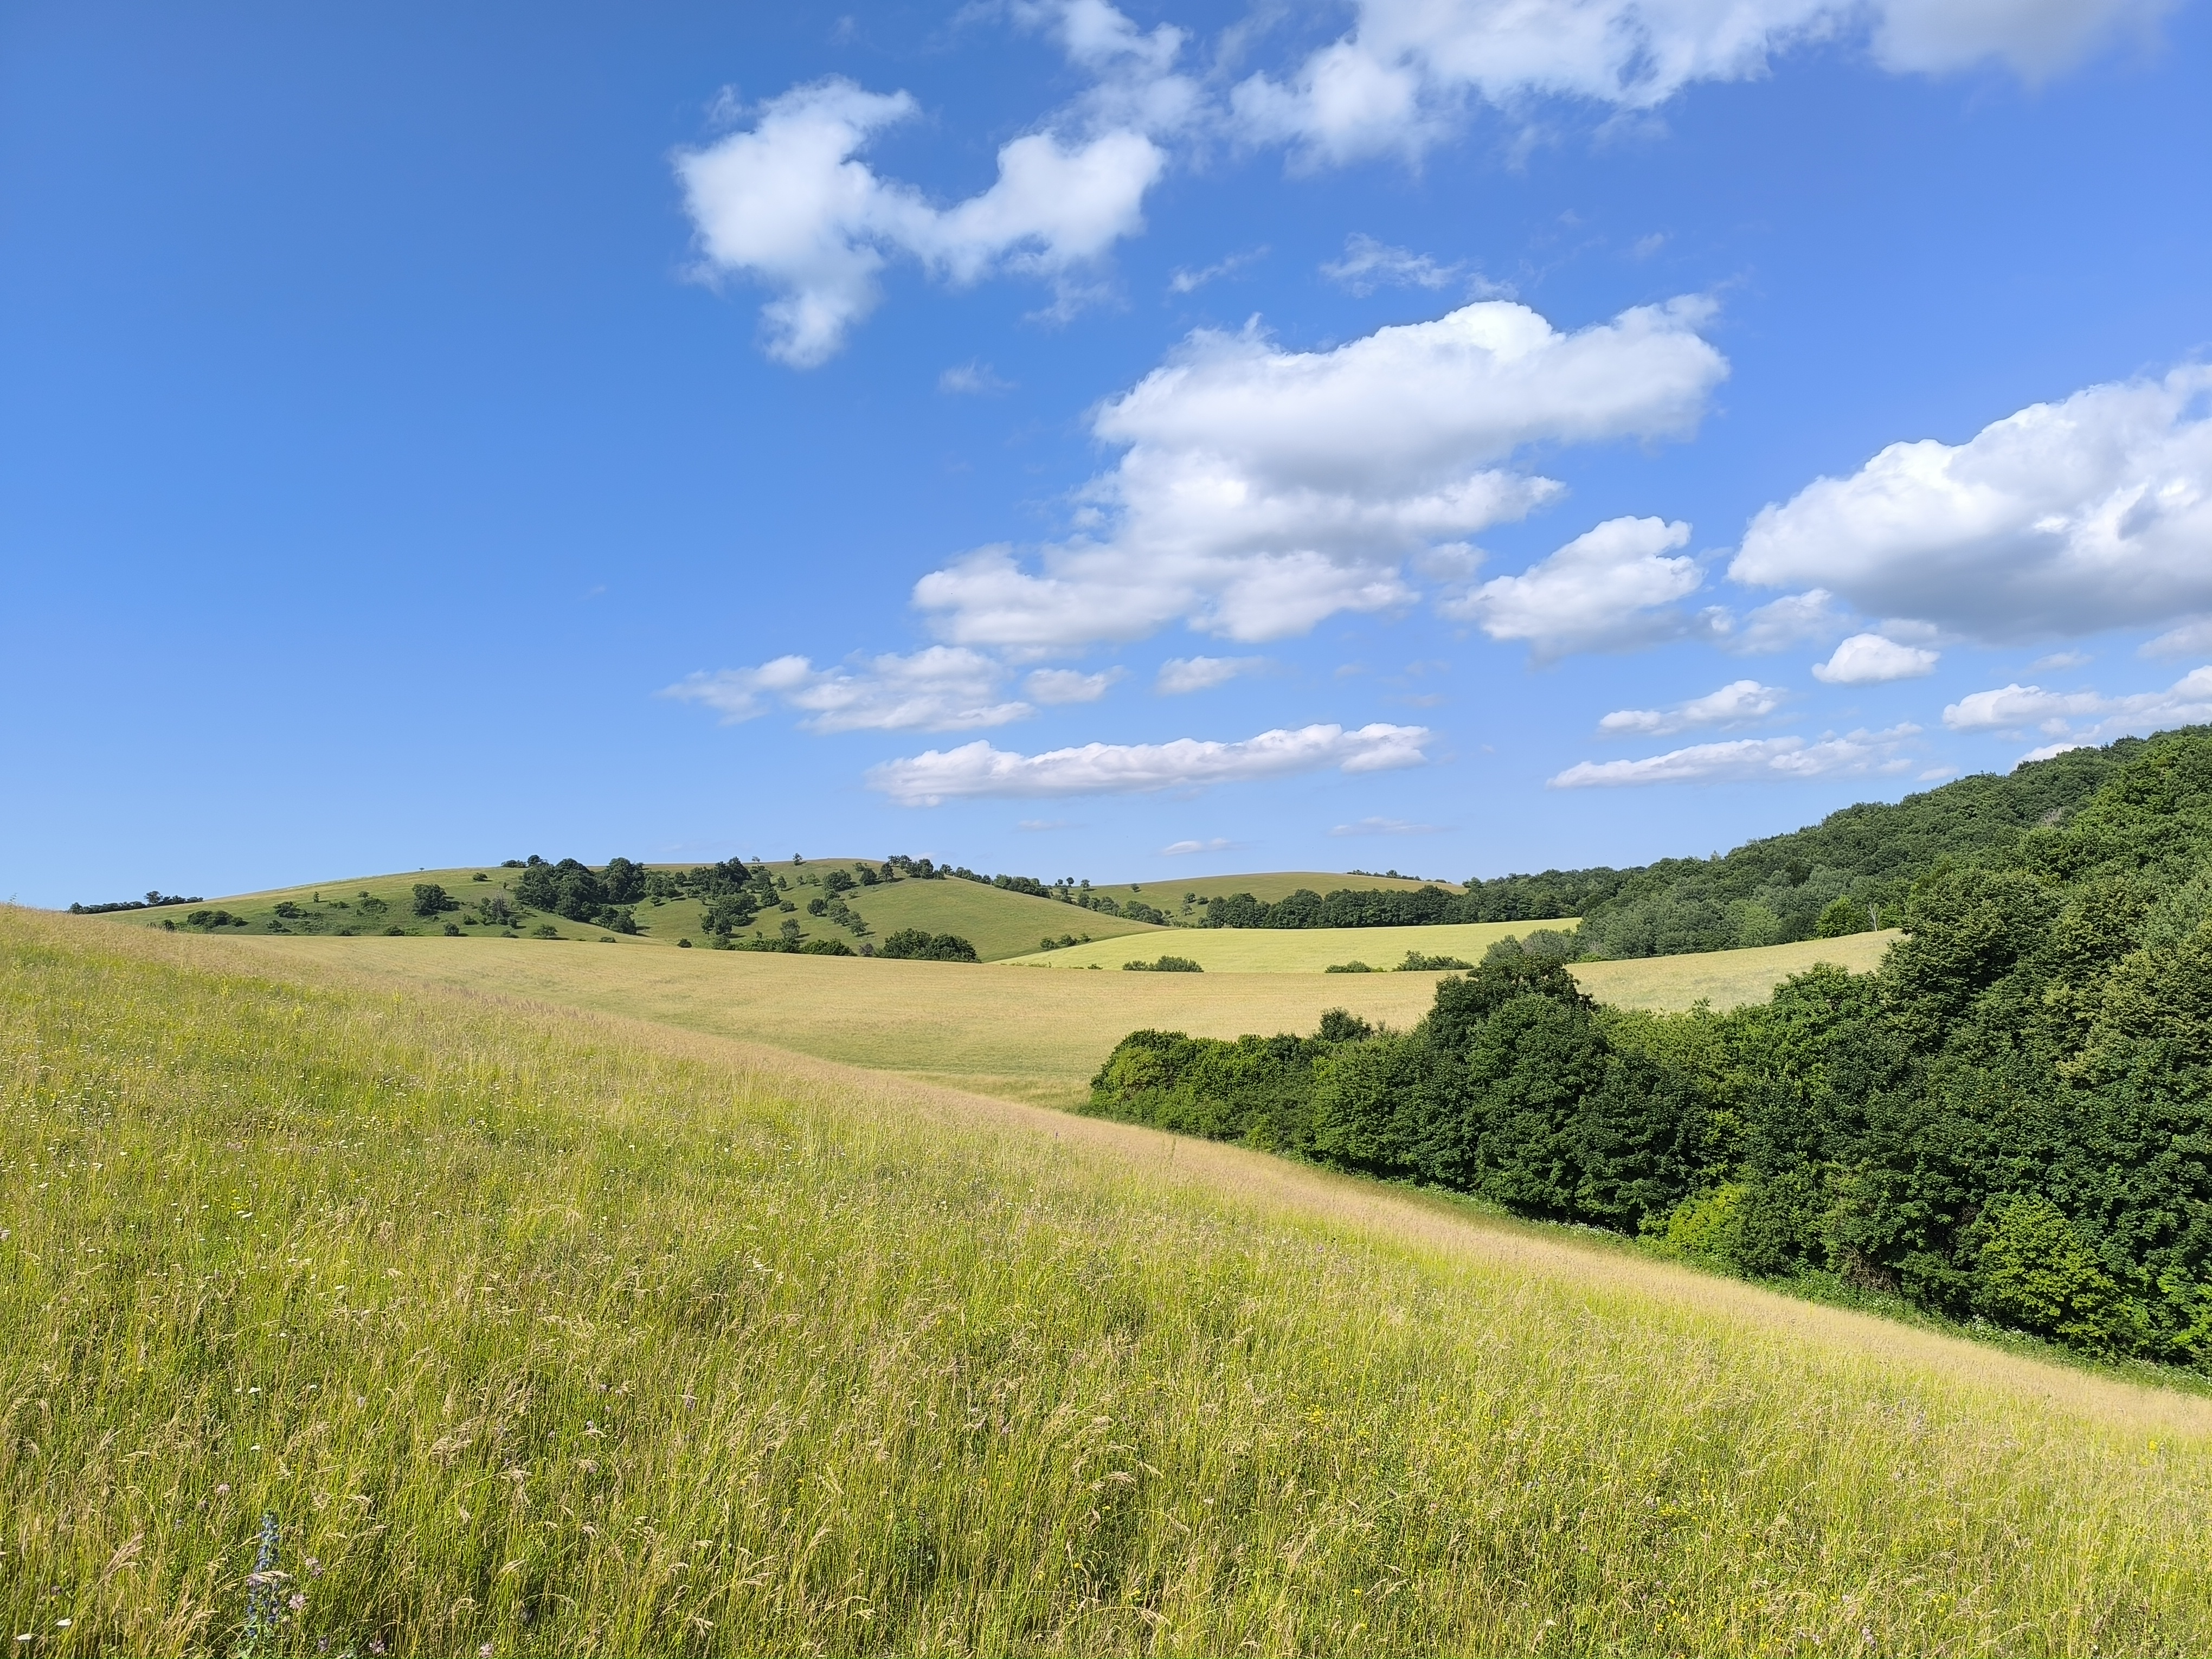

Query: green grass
[1008,921,1560,973]
[83,861,1161,963]
[12,909,2212,1656]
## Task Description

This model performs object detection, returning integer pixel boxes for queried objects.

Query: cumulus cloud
[1321,234,1462,294]
[1445,516,1709,659]
[1156,655,1266,694]
[1025,666,1124,703]
[914,298,1727,651]
[1942,665,2212,750]
[1598,679,1784,736]
[1231,0,2169,164]
[1549,726,1922,788]
[867,721,1430,804]
[664,647,1029,732]
[1732,367,2212,642]
[677,67,1167,364]
[1811,633,1940,684]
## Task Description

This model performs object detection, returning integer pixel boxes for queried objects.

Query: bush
[384,926,407,937]
[356,896,389,920]
[1397,951,1472,970]
[1324,961,1374,973]
[411,883,458,918]
[879,929,979,963]
[1815,895,1876,936]
[798,937,856,956]
[272,901,303,919]
[1123,956,1203,973]
[530,923,560,940]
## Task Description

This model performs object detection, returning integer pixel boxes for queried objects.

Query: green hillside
[1085,868,1463,922]
[14,908,2212,1655]
[72,856,1163,963]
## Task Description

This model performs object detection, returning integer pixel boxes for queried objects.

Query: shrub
[799,937,856,956]
[879,929,980,963]
[384,926,407,937]
[1397,951,1472,970]
[443,922,462,937]
[530,923,560,940]
[411,883,458,917]
[1324,961,1374,974]
[677,937,692,948]
[356,896,389,920]
[1124,956,1203,973]
[272,901,303,919]
[1816,895,1876,936]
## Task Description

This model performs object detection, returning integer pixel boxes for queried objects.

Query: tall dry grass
[5,908,2212,1656]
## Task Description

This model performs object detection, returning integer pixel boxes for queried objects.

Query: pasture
[1573,929,1899,1009]
[10,907,2212,1656]
[1008,919,1558,974]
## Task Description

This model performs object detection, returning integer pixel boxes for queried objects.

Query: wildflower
[369,1641,387,1656]
[317,1641,330,1654]
[214,1484,231,1496]
[305,1558,323,1577]
[288,1593,306,1613]
[480,1645,496,1657]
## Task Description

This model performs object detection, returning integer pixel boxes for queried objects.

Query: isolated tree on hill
[411,883,458,917]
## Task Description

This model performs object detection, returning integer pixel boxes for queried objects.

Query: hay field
[11,907,2212,1656]
[1084,869,1462,919]
[1008,919,1552,974]
[1574,930,1899,1010]
[232,935,1445,1108]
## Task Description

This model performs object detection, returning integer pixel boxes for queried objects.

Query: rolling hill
[12,906,2212,1655]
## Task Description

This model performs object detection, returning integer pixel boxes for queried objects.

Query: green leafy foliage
[1088,725,2212,1371]
[1123,955,1203,973]
[879,929,980,963]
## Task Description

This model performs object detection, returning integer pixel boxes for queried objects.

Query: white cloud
[1162,837,1239,854]
[1549,726,1922,788]
[1445,516,1708,658]
[1732,367,2212,642]
[1156,655,1265,694]
[2144,619,2212,658]
[664,647,1029,732]
[676,74,1166,365]
[1598,678,1784,736]
[1168,247,1267,294]
[1724,588,1846,654]
[1321,233,1461,295]
[1811,632,1940,684]
[1231,0,2168,165]
[1942,666,2212,749]
[2032,650,2093,670]
[915,298,1727,651]
[1330,816,1446,835]
[867,721,1430,804]
[1025,666,1124,704]
[940,361,1014,395]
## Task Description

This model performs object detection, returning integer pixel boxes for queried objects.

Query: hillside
[1085,724,2212,1374]
[12,908,2212,1655]
[1012,918,1554,973]
[73,856,1165,963]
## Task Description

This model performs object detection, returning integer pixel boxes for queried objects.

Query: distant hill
[1184,734,2158,957]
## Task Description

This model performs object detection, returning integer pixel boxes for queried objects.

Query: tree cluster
[1090,725,2212,1370]
[70,891,202,915]
[879,929,979,962]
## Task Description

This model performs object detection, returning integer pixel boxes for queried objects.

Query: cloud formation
[914,298,1727,651]
[1812,633,1940,684]
[1231,0,2169,164]
[1025,666,1124,704]
[1321,234,1462,294]
[1598,679,1784,736]
[677,73,1166,364]
[664,647,1028,732]
[1330,816,1446,835]
[867,721,1431,804]
[1156,655,1265,693]
[1942,665,2212,751]
[1550,726,1920,787]
[1446,516,1708,659]
[1732,367,2212,642]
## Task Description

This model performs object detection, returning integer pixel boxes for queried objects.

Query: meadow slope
[8,909,2212,1656]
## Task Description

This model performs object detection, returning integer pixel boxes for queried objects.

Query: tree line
[1088,724,2212,1370]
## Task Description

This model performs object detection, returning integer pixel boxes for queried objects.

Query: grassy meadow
[1009,920,1557,974]
[82,861,1166,963]
[1084,870,1462,921]
[1572,930,1899,1011]
[232,934,1449,1108]
[11,906,2212,1656]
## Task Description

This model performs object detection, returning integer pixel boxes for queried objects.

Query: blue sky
[3,0,2208,906]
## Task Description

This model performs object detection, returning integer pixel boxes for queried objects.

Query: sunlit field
[9,908,2212,1656]
[1572,930,1899,1010]
[1007,920,1556,973]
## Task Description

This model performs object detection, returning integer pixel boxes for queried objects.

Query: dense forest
[1198,740,2137,956]
[1089,725,2212,1369]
